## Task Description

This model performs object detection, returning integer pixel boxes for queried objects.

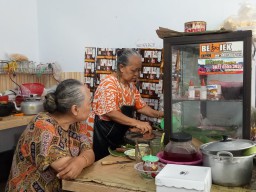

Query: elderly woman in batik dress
[5,79,95,192]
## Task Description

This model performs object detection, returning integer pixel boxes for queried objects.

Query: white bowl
[134,162,165,179]
[124,149,135,160]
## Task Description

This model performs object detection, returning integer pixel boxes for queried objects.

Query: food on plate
[143,132,155,140]
[115,147,128,153]
[124,149,136,160]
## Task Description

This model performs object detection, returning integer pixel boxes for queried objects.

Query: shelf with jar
[138,48,163,102]
[96,48,117,71]
[135,48,163,124]
[95,48,117,85]
[0,60,55,75]
[84,47,97,94]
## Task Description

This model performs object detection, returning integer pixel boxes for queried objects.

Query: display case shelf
[163,30,252,144]
[138,79,159,83]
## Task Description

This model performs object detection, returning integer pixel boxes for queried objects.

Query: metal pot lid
[24,97,42,101]
[170,132,192,142]
[200,136,255,152]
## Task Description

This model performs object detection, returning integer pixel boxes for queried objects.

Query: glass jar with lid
[163,132,199,162]
[142,155,159,171]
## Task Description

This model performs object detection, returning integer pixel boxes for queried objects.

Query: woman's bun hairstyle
[44,93,57,113]
[43,79,85,114]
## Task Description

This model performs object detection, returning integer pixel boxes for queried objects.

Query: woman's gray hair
[117,49,141,73]
[44,79,85,114]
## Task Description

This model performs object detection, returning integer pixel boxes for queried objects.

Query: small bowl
[157,151,202,165]
[124,149,135,160]
[134,162,165,179]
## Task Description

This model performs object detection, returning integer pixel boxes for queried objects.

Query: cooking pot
[2,90,17,101]
[200,137,255,187]
[13,96,44,115]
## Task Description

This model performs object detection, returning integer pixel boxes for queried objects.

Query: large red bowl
[157,151,202,165]
[20,83,45,96]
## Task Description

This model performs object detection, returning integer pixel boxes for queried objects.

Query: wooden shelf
[85,59,95,62]
[138,78,159,83]
[142,63,161,67]
[140,94,159,99]
[0,71,53,75]
[96,71,112,74]
[96,56,116,60]
[84,73,95,77]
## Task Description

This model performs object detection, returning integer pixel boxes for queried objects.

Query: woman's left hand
[56,156,85,180]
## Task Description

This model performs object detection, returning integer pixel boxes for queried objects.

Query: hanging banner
[198,41,243,75]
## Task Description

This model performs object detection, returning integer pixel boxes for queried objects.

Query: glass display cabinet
[163,30,252,144]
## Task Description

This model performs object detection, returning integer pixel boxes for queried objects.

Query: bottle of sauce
[188,80,195,99]
[200,79,207,100]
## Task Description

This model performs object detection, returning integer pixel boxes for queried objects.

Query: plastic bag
[222,2,256,39]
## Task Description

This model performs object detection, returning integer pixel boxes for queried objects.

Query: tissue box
[155,164,211,192]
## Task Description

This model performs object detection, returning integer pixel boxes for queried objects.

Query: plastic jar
[163,132,199,162]
[135,143,150,163]
[150,138,163,156]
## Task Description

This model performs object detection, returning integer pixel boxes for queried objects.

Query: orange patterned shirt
[93,75,145,120]
[85,75,146,130]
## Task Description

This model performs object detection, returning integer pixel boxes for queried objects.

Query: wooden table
[62,155,155,192]
[0,115,34,130]
[62,155,256,192]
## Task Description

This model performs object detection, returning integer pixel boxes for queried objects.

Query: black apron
[93,105,135,161]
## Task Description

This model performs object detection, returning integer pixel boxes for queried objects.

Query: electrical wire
[8,72,23,96]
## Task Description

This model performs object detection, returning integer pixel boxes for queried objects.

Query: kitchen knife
[101,160,133,165]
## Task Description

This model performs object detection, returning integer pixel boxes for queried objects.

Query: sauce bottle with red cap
[200,79,207,100]
[188,80,195,99]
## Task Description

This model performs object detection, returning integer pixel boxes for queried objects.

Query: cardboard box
[155,164,211,192]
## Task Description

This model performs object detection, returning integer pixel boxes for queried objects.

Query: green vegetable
[124,144,135,149]
[108,147,126,157]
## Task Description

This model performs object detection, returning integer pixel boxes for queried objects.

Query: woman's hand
[56,156,85,180]
[134,121,152,134]
[51,156,72,172]
[56,149,94,180]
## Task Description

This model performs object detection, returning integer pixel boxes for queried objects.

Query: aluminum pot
[200,137,255,187]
